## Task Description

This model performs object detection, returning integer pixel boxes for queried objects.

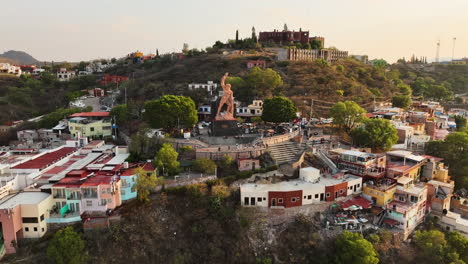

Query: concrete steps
[268,141,304,164]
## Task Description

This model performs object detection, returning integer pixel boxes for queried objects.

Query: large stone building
[278,48,349,63]
[258,27,324,47]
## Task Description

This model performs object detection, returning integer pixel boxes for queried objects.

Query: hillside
[0,50,39,65]
[108,51,399,114]
[2,189,420,264]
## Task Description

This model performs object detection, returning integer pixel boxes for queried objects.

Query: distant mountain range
[0,50,39,65]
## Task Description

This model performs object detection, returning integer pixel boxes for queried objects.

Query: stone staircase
[314,149,339,174]
[268,141,304,165]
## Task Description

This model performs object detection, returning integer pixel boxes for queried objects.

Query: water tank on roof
[299,167,320,183]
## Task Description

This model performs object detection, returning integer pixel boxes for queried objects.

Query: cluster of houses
[240,146,468,238]
[0,139,153,255]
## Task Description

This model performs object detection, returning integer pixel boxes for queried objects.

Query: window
[86,200,92,206]
[308,195,312,200]
[22,217,38,223]
[25,227,29,232]
[244,197,249,205]
[339,189,344,194]
[315,194,319,199]
[326,193,330,197]
[291,197,296,202]
[90,127,95,132]
[263,197,266,201]
[34,227,38,232]
[304,196,306,199]
[40,214,44,221]
[257,197,262,202]
[107,188,111,193]
[101,199,107,206]
[42,228,45,232]
[278,198,283,203]
[107,198,112,203]
[121,190,126,195]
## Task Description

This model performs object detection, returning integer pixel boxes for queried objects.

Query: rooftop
[12,147,76,170]
[69,112,110,118]
[0,192,50,209]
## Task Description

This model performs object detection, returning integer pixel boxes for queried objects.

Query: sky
[1,0,468,63]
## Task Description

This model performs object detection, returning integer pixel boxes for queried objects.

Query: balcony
[67,194,81,200]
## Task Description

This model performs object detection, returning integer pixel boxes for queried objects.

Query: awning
[339,196,372,211]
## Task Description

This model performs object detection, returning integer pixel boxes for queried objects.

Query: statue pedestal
[211,120,241,137]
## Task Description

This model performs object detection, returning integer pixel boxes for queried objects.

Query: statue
[215,72,235,120]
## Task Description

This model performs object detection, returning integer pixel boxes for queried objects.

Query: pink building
[238,158,260,171]
[247,60,266,69]
[0,192,52,254]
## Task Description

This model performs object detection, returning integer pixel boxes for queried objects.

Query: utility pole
[452,37,457,62]
[310,99,314,119]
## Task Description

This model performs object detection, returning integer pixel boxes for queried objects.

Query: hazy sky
[2,0,468,63]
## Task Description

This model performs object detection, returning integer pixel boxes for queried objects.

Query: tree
[334,231,379,264]
[304,42,312,50]
[447,231,468,263]
[144,95,198,130]
[110,104,129,126]
[392,95,412,108]
[47,227,87,264]
[426,132,468,189]
[411,77,429,96]
[425,84,453,101]
[398,83,412,95]
[413,230,448,264]
[136,167,164,203]
[351,118,398,151]
[245,67,283,99]
[154,143,180,176]
[311,39,322,49]
[455,116,467,131]
[330,101,366,132]
[193,158,217,174]
[372,59,388,69]
[261,96,297,123]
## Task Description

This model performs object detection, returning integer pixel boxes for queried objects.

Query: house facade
[68,112,112,139]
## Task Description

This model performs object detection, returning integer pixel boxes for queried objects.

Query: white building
[240,167,362,208]
[188,81,218,96]
[0,63,22,76]
[236,100,263,118]
[57,68,76,81]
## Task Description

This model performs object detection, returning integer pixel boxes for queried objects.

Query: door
[271,198,277,207]
[320,193,324,201]
[244,197,249,205]
[251,197,256,206]
[354,185,357,192]
[335,192,338,199]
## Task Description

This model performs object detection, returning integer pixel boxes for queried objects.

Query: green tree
[144,95,198,130]
[193,158,217,174]
[110,104,129,126]
[351,118,398,151]
[413,230,448,264]
[398,83,412,95]
[411,77,429,96]
[136,167,164,203]
[47,227,87,264]
[372,59,388,69]
[454,116,467,131]
[426,132,468,189]
[311,39,323,49]
[330,101,366,132]
[261,96,297,123]
[392,95,412,108]
[304,42,312,50]
[154,143,180,176]
[447,231,468,263]
[334,231,379,264]
[245,67,283,99]
[425,84,453,101]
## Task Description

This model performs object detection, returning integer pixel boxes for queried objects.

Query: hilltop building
[68,112,112,139]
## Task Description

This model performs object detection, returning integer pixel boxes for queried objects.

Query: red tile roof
[339,196,372,210]
[12,147,76,170]
[69,112,110,118]
[81,175,117,187]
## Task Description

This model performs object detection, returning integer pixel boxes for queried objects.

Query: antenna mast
[435,40,440,64]
[452,37,456,62]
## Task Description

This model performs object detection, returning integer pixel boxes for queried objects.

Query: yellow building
[363,179,397,207]
[68,112,112,139]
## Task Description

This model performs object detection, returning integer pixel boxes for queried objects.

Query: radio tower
[435,40,441,64]
[452,37,457,62]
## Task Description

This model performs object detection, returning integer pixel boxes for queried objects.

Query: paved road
[82,97,101,111]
